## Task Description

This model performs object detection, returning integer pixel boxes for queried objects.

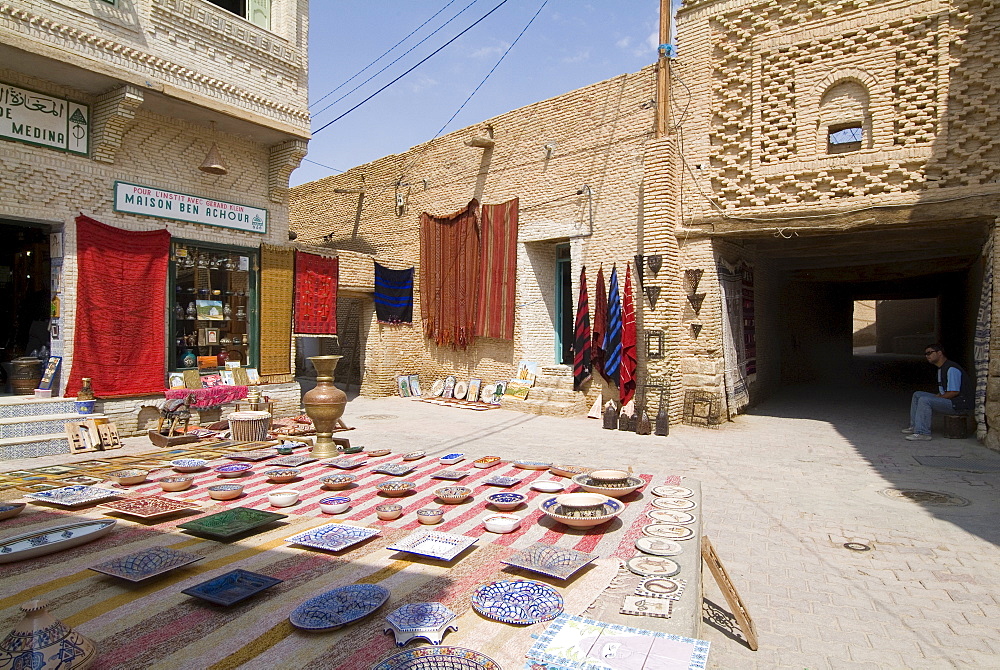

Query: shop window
[828,122,864,154]
[818,78,871,154]
[204,0,271,30]
[171,242,258,376]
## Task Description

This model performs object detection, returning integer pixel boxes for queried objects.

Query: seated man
[903,344,974,441]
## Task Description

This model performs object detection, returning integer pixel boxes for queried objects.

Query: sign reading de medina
[113,182,267,234]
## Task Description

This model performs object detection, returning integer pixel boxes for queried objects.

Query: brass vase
[303,356,347,458]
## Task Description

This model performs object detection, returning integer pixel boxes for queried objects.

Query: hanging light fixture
[199,121,229,175]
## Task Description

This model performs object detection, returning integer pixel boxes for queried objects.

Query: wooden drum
[227,411,271,442]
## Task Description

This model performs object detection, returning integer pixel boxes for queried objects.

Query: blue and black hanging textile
[573,265,592,390]
[374,261,414,324]
[604,264,622,386]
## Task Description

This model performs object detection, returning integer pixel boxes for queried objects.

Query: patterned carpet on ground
[0,442,681,669]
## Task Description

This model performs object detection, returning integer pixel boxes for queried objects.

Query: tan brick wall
[291,68,657,402]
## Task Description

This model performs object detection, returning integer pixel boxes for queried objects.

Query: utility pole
[656,0,673,137]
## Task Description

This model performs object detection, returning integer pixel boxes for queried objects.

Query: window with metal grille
[828,123,863,154]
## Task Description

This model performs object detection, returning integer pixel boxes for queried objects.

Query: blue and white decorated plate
[374,463,417,476]
[25,485,121,507]
[373,647,501,670]
[182,569,282,606]
[171,459,208,472]
[471,579,564,625]
[289,583,390,631]
[500,542,598,580]
[387,531,478,561]
[483,475,522,487]
[90,546,204,582]
[284,523,379,552]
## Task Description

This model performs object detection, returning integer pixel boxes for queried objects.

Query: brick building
[0,0,309,455]
[645,0,1000,444]
[290,69,657,415]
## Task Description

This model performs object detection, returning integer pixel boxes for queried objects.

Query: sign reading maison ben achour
[114,182,268,234]
[0,83,89,155]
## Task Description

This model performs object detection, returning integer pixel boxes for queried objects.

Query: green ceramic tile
[177,508,288,539]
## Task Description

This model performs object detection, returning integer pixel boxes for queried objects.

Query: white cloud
[470,42,510,59]
[406,75,439,94]
[616,37,632,49]
[561,49,591,64]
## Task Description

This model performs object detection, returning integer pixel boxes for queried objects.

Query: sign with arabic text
[0,83,89,155]
[113,182,268,234]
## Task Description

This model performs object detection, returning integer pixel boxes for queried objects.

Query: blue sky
[292,1,664,186]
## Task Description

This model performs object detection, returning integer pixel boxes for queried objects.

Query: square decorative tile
[181,569,282,606]
[90,546,204,582]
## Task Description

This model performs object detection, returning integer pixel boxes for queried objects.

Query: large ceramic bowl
[215,463,253,478]
[571,473,644,498]
[171,459,207,473]
[159,475,195,492]
[588,469,631,485]
[106,469,148,485]
[487,492,526,511]
[264,469,300,483]
[319,474,356,490]
[538,494,624,528]
[377,481,416,497]
[435,486,472,504]
[483,513,521,533]
[207,484,244,500]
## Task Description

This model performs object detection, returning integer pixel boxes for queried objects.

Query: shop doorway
[0,221,51,394]
[554,243,573,365]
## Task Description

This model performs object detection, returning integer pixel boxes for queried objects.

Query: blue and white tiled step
[0,396,92,460]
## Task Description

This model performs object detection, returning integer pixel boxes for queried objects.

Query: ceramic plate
[501,542,598,580]
[626,555,681,578]
[25,485,121,507]
[402,451,426,461]
[178,508,288,539]
[636,577,686,600]
[384,602,458,647]
[480,383,496,403]
[513,460,550,470]
[483,475,522,487]
[225,450,276,462]
[651,485,694,498]
[430,379,445,397]
[642,523,695,541]
[635,537,683,556]
[472,457,501,468]
[374,463,416,476]
[432,470,469,480]
[214,463,252,476]
[0,519,117,564]
[646,509,696,525]
[289,583,390,631]
[325,457,366,469]
[91,546,204,582]
[182,569,282,606]
[269,455,318,467]
[452,381,468,400]
[471,580,564,625]
[0,503,26,521]
[373,647,501,670]
[531,480,564,493]
[284,523,379,552]
[548,465,590,478]
[651,497,697,511]
[388,531,478,561]
[99,496,201,519]
[368,449,392,457]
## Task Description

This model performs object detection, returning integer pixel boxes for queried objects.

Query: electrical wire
[312,0,483,119]
[302,158,346,173]
[309,0,464,109]
[312,0,513,135]
[433,0,549,138]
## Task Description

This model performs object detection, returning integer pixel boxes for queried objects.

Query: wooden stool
[944,413,973,439]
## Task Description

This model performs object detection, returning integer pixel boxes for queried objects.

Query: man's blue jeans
[910,391,958,435]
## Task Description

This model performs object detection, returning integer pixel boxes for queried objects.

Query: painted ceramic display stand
[0,600,96,669]
[384,602,458,646]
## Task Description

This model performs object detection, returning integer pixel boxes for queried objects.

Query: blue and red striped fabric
[573,266,592,390]
[374,261,414,324]
[592,266,608,383]
[605,265,622,387]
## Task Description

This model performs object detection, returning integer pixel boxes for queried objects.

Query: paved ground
[4,361,999,669]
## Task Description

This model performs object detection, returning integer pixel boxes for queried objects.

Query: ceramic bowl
[539,494,624,528]
[368,449,391,457]
[487,492,526,511]
[417,508,444,525]
[587,469,632,485]
[435,486,472,504]
[319,496,351,514]
[0,502,26,521]
[555,492,611,512]
[268,490,299,507]
[483,513,521,533]
[158,475,195,492]
[171,459,207,473]
[207,483,244,500]
[215,463,252,478]
[264,468,300,483]
[276,447,294,455]
[106,469,148,485]
[375,503,403,520]
[531,480,565,493]
[378,480,416,497]
[571,473,645,498]
[402,451,426,461]
[473,456,501,468]
[549,464,591,478]
[319,474,356,490]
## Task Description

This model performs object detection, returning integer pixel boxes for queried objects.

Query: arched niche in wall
[815,70,876,155]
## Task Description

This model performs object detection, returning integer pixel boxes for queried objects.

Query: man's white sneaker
[905,433,932,441]
[901,427,915,434]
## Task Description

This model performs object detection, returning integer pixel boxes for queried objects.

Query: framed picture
[196,300,224,321]
[219,370,235,386]
[397,375,411,397]
[443,375,456,399]
[168,372,185,389]
[245,368,260,384]
[233,368,250,386]
[206,328,220,344]
[515,361,539,386]
[467,378,482,403]
[197,355,218,371]
[491,380,507,404]
[505,379,531,400]
[201,373,223,388]
[37,356,62,391]
[225,361,241,369]
[183,369,202,389]
[408,374,422,397]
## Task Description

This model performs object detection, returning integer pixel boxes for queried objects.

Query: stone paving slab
[1,385,998,669]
